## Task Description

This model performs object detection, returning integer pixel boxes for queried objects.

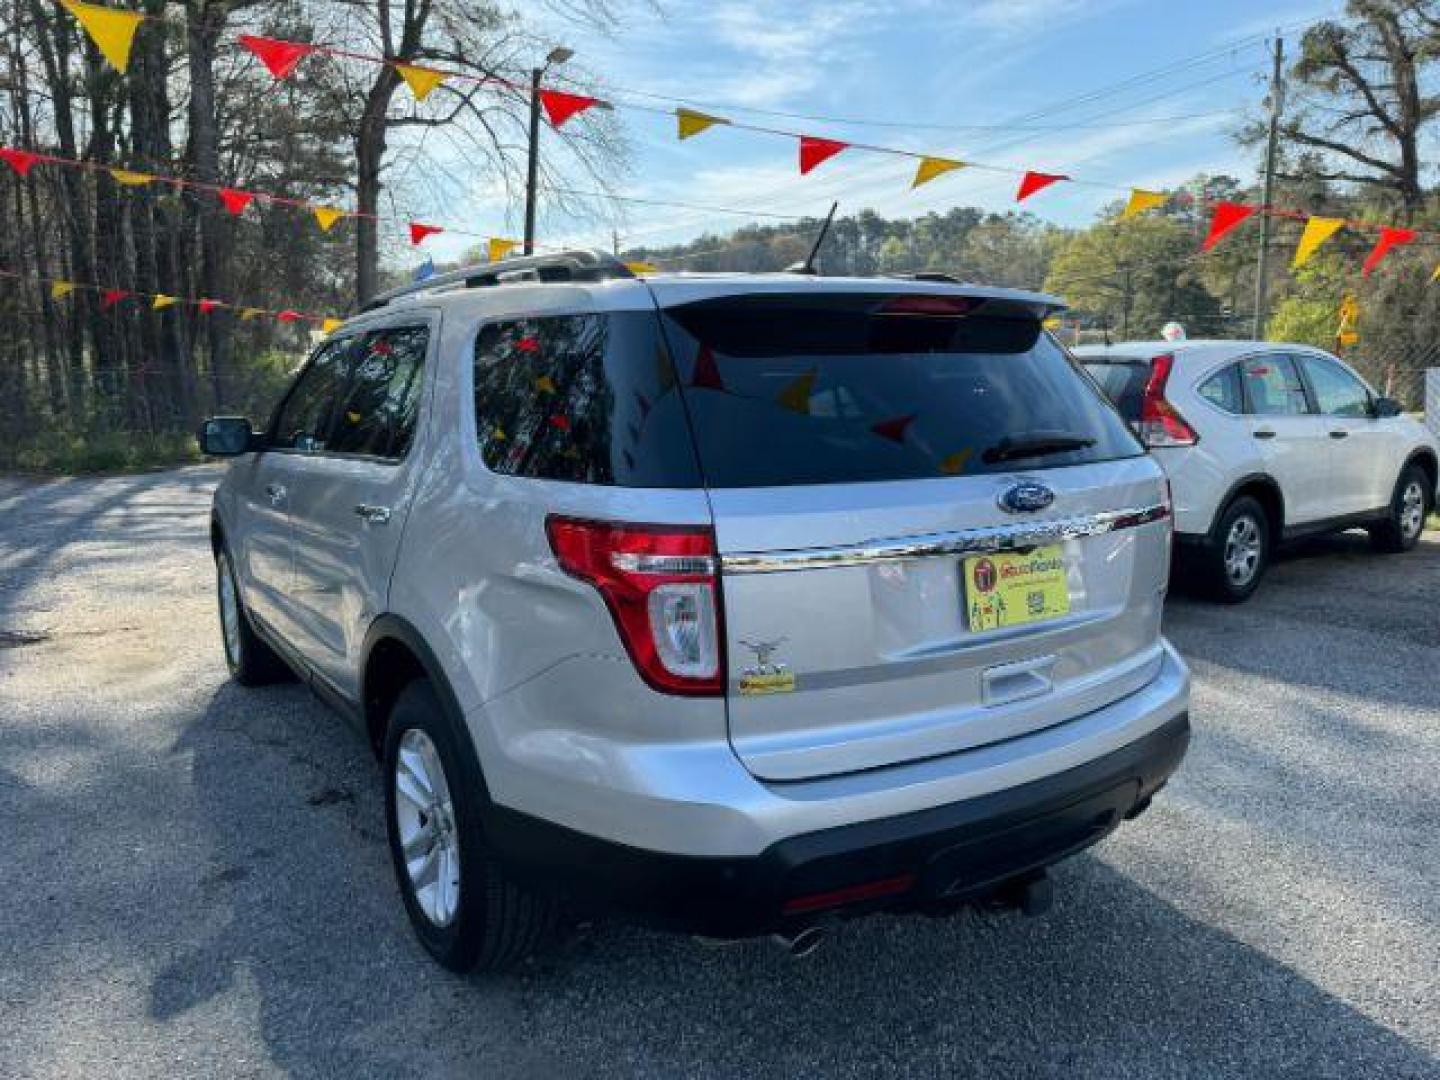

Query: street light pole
[523,47,572,256]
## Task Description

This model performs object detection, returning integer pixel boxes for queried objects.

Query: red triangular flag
[219,188,254,216]
[238,35,315,80]
[548,414,571,431]
[1361,226,1416,277]
[409,222,442,245]
[515,335,540,353]
[539,89,599,127]
[691,343,724,390]
[871,414,916,443]
[276,309,301,323]
[799,136,848,176]
[100,288,129,310]
[0,147,40,177]
[1201,201,1257,251]
[198,298,221,314]
[1016,171,1067,202]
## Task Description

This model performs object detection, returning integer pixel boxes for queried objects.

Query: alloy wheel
[218,555,241,667]
[394,728,462,927]
[1224,514,1262,587]
[1399,480,1425,541]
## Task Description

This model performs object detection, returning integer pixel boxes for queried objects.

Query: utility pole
[1121,263,1134,339]
[523,47,573,256]
[1253,35,1285,341]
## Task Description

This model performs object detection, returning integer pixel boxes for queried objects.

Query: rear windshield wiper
[981,431,1096,464]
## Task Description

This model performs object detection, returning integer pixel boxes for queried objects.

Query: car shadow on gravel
[152,683,1438,1079]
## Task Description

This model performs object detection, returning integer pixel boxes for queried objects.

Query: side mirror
[198,416,260,456]
[1372,396,1402,419]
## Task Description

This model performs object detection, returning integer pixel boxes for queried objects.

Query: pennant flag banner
[409,222,443,245]
[198,299,222,314]
[322,317,343,334]
[799,136,848,176]
[1,147,39,177]
[219,188,254,216]
[535,375,557,394]
[61,0,144,74]
[488,237,519,262]
[871,413,916,443]
[240,307,262,320]
[776,370,817,413]
[676,108,728,140]
[151,294,175,310]
[939,449,973,475]
[625,261,657,274]
[1432,263,1440,284]
[691,344,724,390]
[1016,171,1067,202]
[313,206,345,232]
[1202,201,1256,251]
[539,89,600,127]
[1292,217,1345,268]
[109,168,152,186]
[396,63,446,102]
[1123,189,1166,218]
[276,309,302,323]
[1362,227,1415,276]
[238,34,315,80]
[100,288,129,310]
[913,157,964,189]
[50,281,75,300]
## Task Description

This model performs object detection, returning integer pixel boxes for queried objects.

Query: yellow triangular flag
[535,375,557,394]
[313,206,345,232]
[912,157,964,189]
[239,307,262,320]
[776,370,817,414]
[152,294,175,310]
[322,317,343,334]
[1431,263,1440,284]
[939,448,973,475]
[676,108,728,140]
[396,63,446,102]
[1292,216,1345,268]
[488,237,519,262]
[625,261,657,274]
[50,281,76,300]
[109,168,152,186]
[61,0,144,74]
[1122,188,1166,218]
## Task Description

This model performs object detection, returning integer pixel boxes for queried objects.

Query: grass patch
[1,429,203,475]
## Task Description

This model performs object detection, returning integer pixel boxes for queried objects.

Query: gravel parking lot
[1,466,1436,1079]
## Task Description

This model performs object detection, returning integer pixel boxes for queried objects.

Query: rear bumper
[487,710,1190,938]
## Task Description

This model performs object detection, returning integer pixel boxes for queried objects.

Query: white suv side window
[1298,355,1371,418]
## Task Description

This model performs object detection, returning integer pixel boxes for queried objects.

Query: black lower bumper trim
[486,713,1190,937]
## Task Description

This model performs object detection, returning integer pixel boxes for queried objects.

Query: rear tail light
[545,517,723,696]
[1137,353,1198,447]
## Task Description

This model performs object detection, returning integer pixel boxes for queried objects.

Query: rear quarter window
[1080,359,1150,420]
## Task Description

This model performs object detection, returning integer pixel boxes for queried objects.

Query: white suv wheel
[1223,514,1263,586]
[1399,479,1425,541]
[394,728,462,928]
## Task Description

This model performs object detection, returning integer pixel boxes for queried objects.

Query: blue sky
[403,0,1348,264]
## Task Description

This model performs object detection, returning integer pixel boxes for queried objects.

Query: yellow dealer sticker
[739,670,796,696]
[963,546,1070,632]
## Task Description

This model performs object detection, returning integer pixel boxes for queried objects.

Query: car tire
[383,678,557,972]
[1198,495,1269,603]
[216,548,293,685]
[1368,464,1431,554]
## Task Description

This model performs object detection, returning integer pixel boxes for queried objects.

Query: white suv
[1078,340,1438,601]
[200,253,1190,971]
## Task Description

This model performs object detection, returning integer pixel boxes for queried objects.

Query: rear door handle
[1253,429,1276,440]
[354,503,392,525]
[1329,430,1349,439]
[264,482,287,506]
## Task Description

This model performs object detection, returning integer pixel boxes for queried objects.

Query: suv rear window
[660,294,1143,488]
[1080,357,1150,420]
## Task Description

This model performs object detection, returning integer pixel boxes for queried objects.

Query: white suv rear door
[1238,352,1331,525]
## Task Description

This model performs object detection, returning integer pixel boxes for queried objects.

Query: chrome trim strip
[720,504,1169,574]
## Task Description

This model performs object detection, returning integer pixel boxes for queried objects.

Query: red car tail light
[1138,353,1199,447]
[545,517,724,696]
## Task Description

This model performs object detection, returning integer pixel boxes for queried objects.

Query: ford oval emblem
[998,481,1055,514]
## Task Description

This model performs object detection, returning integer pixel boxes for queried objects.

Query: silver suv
[200,252,1190,971]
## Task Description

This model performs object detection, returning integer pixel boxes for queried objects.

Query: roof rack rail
[883,271,966,284]
[362,249,634,312]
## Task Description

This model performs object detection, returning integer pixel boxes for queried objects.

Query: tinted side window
[1241,355,1311,416]
[1198,363,1243,414]
[473,313,701,487]
[328,325,429,459]
[1298,355,1370,417]
[269,339,353,451]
